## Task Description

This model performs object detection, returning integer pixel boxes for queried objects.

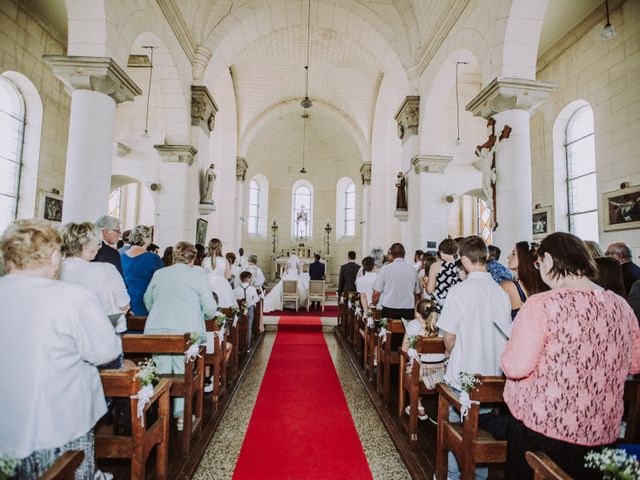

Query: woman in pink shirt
[501,232,640,479]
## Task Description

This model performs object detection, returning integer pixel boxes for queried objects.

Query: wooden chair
[623,377,640,443]
[121,334,204,457]
[204,319,227,408]
[307,280,325,311]
[40,451,84,480]
[95,368,172,480]
[376,319,405,405]
[398,337,446,447]
[364,309,382,382]
[126,315,147,332]
[525,451,572,480]
[436,377,507,480]
[220,308,240,383]
[282,280,299,311]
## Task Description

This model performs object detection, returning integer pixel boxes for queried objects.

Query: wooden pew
[220,308,240,383]
[364,309,382,383]
[40,451,84,480]
[337,293,347,334]
[525,451,572,480]
[398,337,446,447]
[623,377,640,443]
[376,319,405,405]
[236,300,249,361]
[204,318,227,409]
[121,334,204,457]
[95,369,172,479]
[252,298,263,349]
[436,377,507,480]
[344,292,359,346]
[126,315,147,332]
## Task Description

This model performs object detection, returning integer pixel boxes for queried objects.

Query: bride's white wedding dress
[263,256,309,312]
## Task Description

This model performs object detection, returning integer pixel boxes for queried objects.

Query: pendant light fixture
[454,61,468,145]
[142,45,156,135]
[301,0,313,109]
[300,111,309,174]
[601,0,617,39]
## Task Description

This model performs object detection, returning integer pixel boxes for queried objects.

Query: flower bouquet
[585,448,640,479]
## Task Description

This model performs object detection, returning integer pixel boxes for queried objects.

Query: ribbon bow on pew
[131,384,154,426]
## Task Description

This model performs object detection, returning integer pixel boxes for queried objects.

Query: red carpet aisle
[265,305,338,318]
[232,316,373,480]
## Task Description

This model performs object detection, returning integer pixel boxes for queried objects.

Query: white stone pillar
[394,96,420,252]
[44,56,141,223]
[466,78,556,254]
[235,157,249,251]
[411,155,453,248]
[359,162,372,255]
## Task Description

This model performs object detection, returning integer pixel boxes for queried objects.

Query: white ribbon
[354,306,363,317]
[217,325,226,343]
[367,317,374,328]
[460,390,480,420]
[339,296,343,305]
[233,314,239,328]
[184,343,201,363]
[407,347,421,370]
[348,300,353,310]
[131,384,154,426]
[379,327,388,345]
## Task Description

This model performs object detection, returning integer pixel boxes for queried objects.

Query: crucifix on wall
[473,118,512,230]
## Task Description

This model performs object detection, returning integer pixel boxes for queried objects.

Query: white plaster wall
[530,0,640,255]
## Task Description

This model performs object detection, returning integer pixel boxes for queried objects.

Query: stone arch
[109,174,156,230]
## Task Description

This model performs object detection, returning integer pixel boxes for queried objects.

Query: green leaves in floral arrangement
[213,310,227,326]
[0,455,19,480]
[379,318,388,328]
[189,332,205,346]
[408,335,418,349]
[136,358,159,387]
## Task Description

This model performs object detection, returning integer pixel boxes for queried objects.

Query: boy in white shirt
[234,271,260,351]
[355,256,377,312]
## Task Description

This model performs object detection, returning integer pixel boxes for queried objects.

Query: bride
[263,253,309,312]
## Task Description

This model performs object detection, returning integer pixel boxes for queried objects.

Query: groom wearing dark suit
[338,251,360,298]
[309,254,325,280]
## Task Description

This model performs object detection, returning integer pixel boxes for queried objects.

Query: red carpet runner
[233,316,373,479]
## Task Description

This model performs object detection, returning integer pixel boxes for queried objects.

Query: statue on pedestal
[201,164,216,204]
[395,172,407,211]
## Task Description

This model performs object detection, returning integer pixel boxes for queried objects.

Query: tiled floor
[192,331,410,480]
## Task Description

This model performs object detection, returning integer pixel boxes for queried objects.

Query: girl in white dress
[263,254,309,312]
[203,238,238,308]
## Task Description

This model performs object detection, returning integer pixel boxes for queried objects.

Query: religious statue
[201,163,216,204]
[395,172,408,211]
[473,120,511,215]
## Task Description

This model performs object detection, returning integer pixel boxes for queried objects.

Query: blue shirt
[486,260,513,285]
[120,252,164,315]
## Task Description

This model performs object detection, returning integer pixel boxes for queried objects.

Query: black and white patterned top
[433,261,461,312]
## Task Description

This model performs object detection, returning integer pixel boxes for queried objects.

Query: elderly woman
[59,222,130,336]
[143,241,218,427]
[501,232,640,479]
[0,220,121,479]
[121,225,163,315]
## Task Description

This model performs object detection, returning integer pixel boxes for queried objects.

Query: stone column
[394,96,420,251]
[153,144,197,247]
[411,155,453,248]
[359,162,372,255]
[466,77,556,254]
[43,56,141,223]
[235,157,249,251]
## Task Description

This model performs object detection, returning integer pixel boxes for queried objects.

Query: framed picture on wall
[603,184,640,231]
[196,218,208,245]
[532,205,553,240]
[39,191,63,223]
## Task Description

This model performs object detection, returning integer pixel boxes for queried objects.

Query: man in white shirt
[436,236,511,480]
[241,255,266,293]
[371,243,420,320]
[413,249,424,271]
[355,256,377,312]
[234,271,260,350]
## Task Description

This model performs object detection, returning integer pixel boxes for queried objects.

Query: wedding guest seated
[426,238,461,313]
[502,232,640,479]
[607,242,640,295]
[584,239,605,259]
[356,256,377,313]
[419,253,437,299]
[593,256,626,297]
[234,271,260,350]
[436,236,511,480]
[401,299,444,421]
[120,225,163,315]
[161,246,173,267]
[59,222,130,359]
[93,214,123,275]
[204,238,237,308]
[501,241,548,320]
[243,255,266,294]
[143,241,218,427]
[0,220,122,479]
[487,245,513,284]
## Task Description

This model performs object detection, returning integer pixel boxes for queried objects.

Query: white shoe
[204,378,214,393]
[95,470,114,480]
[405,405,429,421]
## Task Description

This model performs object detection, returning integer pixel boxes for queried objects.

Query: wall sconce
[601,0,617,39]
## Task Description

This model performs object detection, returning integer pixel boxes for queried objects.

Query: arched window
[248,179,260,234]
[565,105,598,240]
[0,77,25,232]
[344,182,355,236]
[292,181,313,238]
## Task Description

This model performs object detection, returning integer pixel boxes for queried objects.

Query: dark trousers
[506,414,602,480]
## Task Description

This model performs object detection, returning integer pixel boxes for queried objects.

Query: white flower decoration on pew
[347,299,353,310]
[406,336,421,373]
[185,333,203,363]
[0,455,19,479]
[367,317,375,328]
[354,301,363,318]
[231,307,241,328]
[458,372,481,420]
[378,318,389,345]
[213,310,227,326]
[131,358,159,426]
[585,448,640,479]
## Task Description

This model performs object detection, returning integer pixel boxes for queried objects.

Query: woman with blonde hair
[203,238,237,307]
[0,220,121,479]
[59,222,130,337]
[120,225,163,315]
[584,239,605,259]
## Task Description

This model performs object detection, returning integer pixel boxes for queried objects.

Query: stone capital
[236,157,249,181]
[191,85,218,134]
[394,96,420,139]
[153,143,197,166]
[466,77,557,119]
[411,155,452,175]
[360,162,372,185]
[43,55,141,103]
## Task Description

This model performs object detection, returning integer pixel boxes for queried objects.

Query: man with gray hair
[93,215,123,276]
[607,242,640,295]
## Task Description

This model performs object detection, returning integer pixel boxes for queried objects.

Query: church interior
[1,0,640,479]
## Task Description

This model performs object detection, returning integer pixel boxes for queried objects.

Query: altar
[271,251,331,281]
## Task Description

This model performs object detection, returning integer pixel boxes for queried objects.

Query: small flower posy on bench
[353,300,363,318]
[458,372,482,420]
[213,310,227,326]
[585,448,640,480]
[378,318,389,344]
[185,333,204,363]
[0,455,19,480]
[132,358,159,426]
